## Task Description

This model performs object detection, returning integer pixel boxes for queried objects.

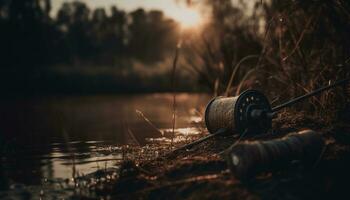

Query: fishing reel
[171,78,349,153]
[205,78,350,137]
[205,90,274,136]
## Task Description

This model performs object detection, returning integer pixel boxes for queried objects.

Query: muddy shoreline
[85,111,350,200]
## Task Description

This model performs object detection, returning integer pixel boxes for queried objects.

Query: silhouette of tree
[0,0,58,69]
[90,6,127,65]
[128,8,180,64]
[0,0,185,93]
[56,1,93,64]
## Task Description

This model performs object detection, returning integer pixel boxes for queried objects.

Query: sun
[174,7,202,29]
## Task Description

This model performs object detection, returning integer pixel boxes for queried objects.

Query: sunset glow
[173,7,203,29]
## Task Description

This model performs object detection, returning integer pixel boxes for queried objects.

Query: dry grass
[184,0,350,120]
[170,40,182,147]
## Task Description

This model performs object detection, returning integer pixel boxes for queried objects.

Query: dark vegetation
[1,0,349,99]
[0,0,186,94]
[183,0,350,119]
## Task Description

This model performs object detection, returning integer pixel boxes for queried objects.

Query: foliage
[0,0,184,94]
[183,0,350,117]
[0,0,180,68]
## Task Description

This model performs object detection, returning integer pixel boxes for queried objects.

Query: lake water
[0,93,210,195]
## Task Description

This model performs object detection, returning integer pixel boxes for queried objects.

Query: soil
[90,110,350,200]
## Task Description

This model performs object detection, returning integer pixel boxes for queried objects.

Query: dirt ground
[90,110,350,200]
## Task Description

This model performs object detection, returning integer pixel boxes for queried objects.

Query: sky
[51,0,195,20]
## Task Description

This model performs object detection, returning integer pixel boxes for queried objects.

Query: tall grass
[184,0,350,119]
[170,40,182,147]
[62,129,77,184]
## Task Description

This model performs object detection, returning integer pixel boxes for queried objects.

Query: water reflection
[44,142,122,180]
[0,93,210,192]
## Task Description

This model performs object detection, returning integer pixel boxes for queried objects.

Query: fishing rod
[172,77,350,152]
[170,128,227,154]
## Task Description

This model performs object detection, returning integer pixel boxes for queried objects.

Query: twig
[282,14,315,62]
[171,40,182,146]
[135,110,163,136]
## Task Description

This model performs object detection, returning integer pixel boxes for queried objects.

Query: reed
[170,40,182,147]
[62,129,78,185]
[135,110,163,136]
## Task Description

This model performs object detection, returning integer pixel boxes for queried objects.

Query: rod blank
[272,78,350,112]
[171,128,227,154]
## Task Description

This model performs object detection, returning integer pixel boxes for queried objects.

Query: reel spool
[205,90,273,136]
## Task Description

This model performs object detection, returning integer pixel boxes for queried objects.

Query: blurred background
[0,0,348,96]
[0,0,201,94]
[0,0,350,196]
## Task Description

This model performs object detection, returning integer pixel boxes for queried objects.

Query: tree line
[0,0,180,69]
[1,0,349,99]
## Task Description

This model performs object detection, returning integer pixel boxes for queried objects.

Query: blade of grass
[171,40,182,147]
[225,55,259,96]
[135,109,163,135]
[125,120,141,146]
[235,68,258,96]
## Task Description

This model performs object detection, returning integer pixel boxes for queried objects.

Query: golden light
[174,7,202,29]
